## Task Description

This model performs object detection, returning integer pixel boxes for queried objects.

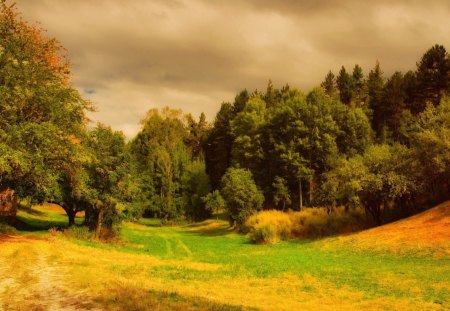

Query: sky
[18,0,450,137]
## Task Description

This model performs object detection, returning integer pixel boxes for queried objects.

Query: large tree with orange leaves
[0,1,92,215]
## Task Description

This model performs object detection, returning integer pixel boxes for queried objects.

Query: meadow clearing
[0,203,449,311]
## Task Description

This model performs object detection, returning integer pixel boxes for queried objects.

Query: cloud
[17,0,450,136]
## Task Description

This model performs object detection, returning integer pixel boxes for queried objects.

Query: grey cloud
[17,0,450,136]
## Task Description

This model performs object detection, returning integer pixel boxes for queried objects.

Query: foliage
[204,91,248,189]
[0,1,91,225]
[288,207,368,238]
[182,161,211,221]
[404,97,450,204]
[220,168,264,226]
[129,108,189,221]
[323,144,417,224]
[0,0,448,235]
[272,176,291,210]
[84,124,130,237]
[367,61,385,137]
[202,190,225,218]
[336,66,353,105]
[230,96,266,171]
[129,107,212,222]
[414,44,450,109]
[320,70,337,97]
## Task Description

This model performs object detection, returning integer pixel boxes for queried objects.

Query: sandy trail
[0,235,98,311]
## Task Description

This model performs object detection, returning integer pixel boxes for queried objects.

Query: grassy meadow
[0,204,449,310]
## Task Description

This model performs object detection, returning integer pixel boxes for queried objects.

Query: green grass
[5,206,450,310]
[15,204,83,233]
[118,219,450,304]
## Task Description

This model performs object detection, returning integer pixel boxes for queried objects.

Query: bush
[289,207,368,238]
[245,210,292,244]
[202,190,225,218]
[62,226,93,240]
[53,225,120,242]
[97,227,121,242]
[245,207,369,244]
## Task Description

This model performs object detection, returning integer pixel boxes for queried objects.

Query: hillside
[321,201,450,256]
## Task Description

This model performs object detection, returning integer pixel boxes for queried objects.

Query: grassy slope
[0,204,449,310]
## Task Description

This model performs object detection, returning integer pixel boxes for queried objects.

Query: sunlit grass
[1,203,449,310]
[15,204,83,232]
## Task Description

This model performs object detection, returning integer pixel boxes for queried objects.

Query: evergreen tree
[321,70,337,97]
[336,66,353,105]
[382,72,407,140]
[415,44,450,110]
[352,64,366,105]
[367,61,385,136]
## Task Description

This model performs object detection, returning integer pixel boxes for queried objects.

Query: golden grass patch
[318,201,450,257]
[1,234,445,310]
[2,198,450,311]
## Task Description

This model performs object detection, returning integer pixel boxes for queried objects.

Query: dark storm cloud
[17,0,450,136]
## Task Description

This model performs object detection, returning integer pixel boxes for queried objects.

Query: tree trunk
[0,188,18,218]
[366,204,382,226]
[299,178,303,211]
[95,203,104,239]
[68,210,76,227]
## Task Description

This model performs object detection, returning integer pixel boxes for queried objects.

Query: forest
[0,1,449,239]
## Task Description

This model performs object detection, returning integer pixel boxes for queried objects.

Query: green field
[1,205,449,310]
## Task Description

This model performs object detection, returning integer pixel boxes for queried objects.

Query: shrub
[63,226,93,240]
[245,207,369,244]
[290,207,368,238]
[245,210,292,244]
[97,227,121,242]
[48,227,60,236]
[202,190,225,218]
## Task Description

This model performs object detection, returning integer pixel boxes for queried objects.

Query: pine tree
[336,66,353,105]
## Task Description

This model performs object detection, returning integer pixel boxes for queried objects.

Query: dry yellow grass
[245,210,292,244]
[1,202,449,310]
[0,232,446,311]
[0,235,98,310]
[319,201,450,256]
[245,207,367,244]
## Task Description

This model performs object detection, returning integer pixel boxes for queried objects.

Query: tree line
[204,46,449,226]
[1,2,449,235]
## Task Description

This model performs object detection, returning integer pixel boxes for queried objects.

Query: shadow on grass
[96,284,254,311]
[18,205,46,216]
[187,228,235,237]
[1,216,49,232]
[138,218,163,228]
[183,223,237,237]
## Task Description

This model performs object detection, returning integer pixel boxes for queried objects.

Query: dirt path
[0,235,98,311]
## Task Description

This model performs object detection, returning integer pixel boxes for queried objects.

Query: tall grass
[245,207,370,244]
[245,210,292,244]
